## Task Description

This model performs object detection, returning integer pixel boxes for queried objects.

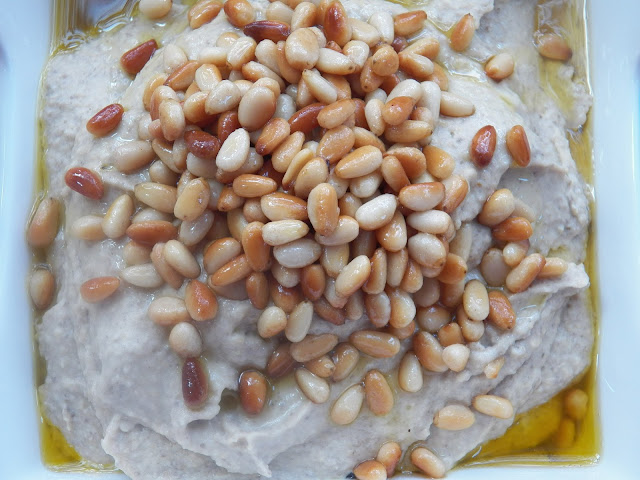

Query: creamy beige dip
[36,0,593,478]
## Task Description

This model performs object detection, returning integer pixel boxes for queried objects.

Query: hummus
[34,0,593,478]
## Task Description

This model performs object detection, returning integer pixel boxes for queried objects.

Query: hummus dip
[31,0,593,478]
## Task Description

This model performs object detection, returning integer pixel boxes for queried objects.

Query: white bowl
[1,0,638,478]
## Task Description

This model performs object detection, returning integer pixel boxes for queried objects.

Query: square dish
[2,0,636,478]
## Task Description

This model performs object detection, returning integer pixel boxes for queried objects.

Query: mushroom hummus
[33,0,593,478]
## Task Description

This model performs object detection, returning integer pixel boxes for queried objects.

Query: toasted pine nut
[411,447,445,479]
[210,254,252,286]
[393,10,426,37]
[350,330,400,358]
[203,237,241,274]
[539,257,569,278]
[121,39,158,75]
[413,331,447,372]
[470,125,497,167]
[376,210,407,253]
[30,268,55,310]
[506,125,531,167]
[324,1,352,46]
[86,103,124,136]
[65,167,104,200]
[473,394,514,419]
[80,276,120,303]
[317,125,355,163]
[255,118,291,155]
[450,13,475,52]
[440,174,469,214]
[224,0,255,27]
[307,183,339,236]
[290,333,339,363]
[438,322,463,347]
[487,290,516,329]
[398,182,444,211]
[434,404,475,430]
[330,384,365,425]
[267,343,296,378]
[188,0,222,29]
[245,272,269,309]
[237,370,267,416]
[184,280,218,321]
[27,198,60,248]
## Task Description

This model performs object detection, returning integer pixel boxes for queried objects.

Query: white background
[1,0,639,478]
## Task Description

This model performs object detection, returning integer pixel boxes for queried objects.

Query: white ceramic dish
[1,1,639,478]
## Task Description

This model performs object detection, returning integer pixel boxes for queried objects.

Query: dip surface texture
[35,0,593,478]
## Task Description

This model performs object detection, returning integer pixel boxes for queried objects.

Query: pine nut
[350,330,400,358]
[398,182,443,211]
[450,13,475,52]
[216,127,250,172]
[257,306,288,338]
[295,368,330,404]
[261,219,309,246]
[480,248,510,287]
[121,39,158,75]
[300,264,325,301]
[485,52,515,81]
[188,0,222,29]
[473,394,514,419]
[273,238,322,268]
[434,404,475,430]
[70,215,105,241]
[148,296,190,325]
[315,215,359,246]
[210,254,252,286]
[503,240,529,267]
[316,48,357,75]
[261,192,308,221]
[286,28,320,70]
[415,305,449,333]
[123,241,151,266]
[492,216,533,242]
[564,388,588,420]
[203,237,241,274]
[478,189,516,226]
[317,126,355,164]
[224,0,255,27]
[554,418,576,448]
[65,167,104,200]
[537,33,572,61]
[438,322,463,347]
[457,306,485,342]
[332,255,370,297]
[376,210,407,252]
[169,322,203,359]
[372,445,401,480]
[255,118,291,155]
[343,40,370,71]
[440,174,469,214]
[362,248,386,294]
[139,0,171,19]
[86,103,124,136]
[27,198,60,248]
[272,262,300,288]
[462,279,490,321]
[442,344,470,372]
[487,290,516,329]
[440,91,475,117]
[398,351,423,393]
[79,276,120,303]
[324,1,352,47]
[182,357,208,409]
[244,272,268,309]
[335,146,383,179]
[30,268,55,310]
[355,194,397,231]
[470,125,497,167]
[184,279,218,321]
[148,242,183,289]
[408,233,446,270]
[330,384,365,426]
[539,256,569,278]
[410,447,445,479]
[506,125,531,167]
[364,369,394,416]
[243,20,291,43]
[440,279,465,308]
[239,370,268,415]
[484,356,505,379]
[413,331,447,372]
[179,210,214,247]
[307,183,339,236]
[164,240,200,278]
[393,10,426,36]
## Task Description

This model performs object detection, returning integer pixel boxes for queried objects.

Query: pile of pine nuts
[27,0,577,477]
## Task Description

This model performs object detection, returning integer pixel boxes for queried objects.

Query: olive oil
[37,0,599,473]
